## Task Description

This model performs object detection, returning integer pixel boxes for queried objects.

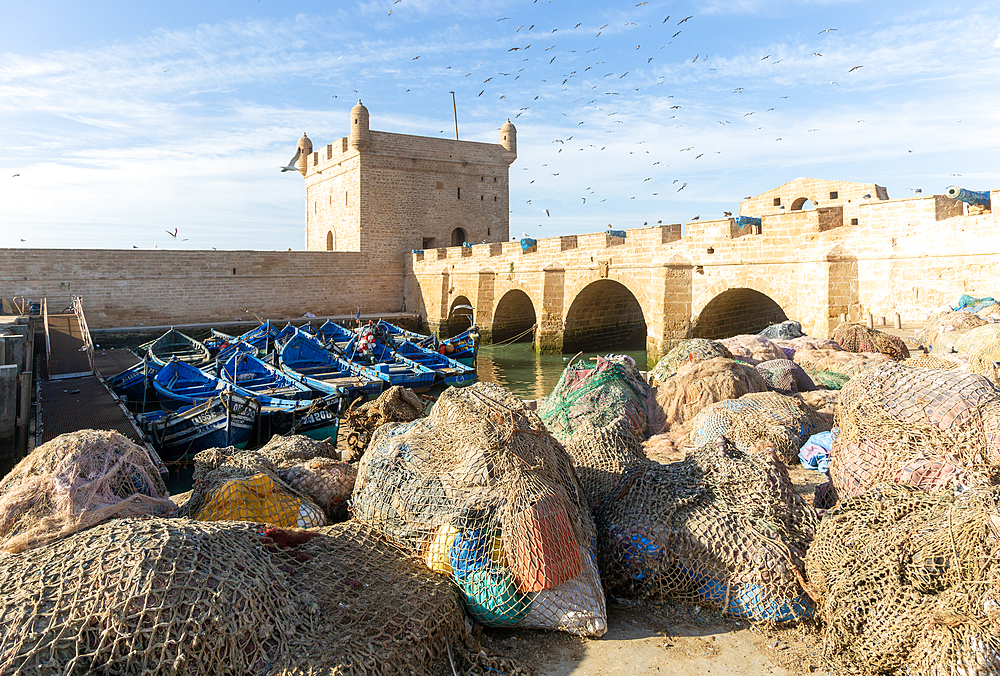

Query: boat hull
[140,393,260,461]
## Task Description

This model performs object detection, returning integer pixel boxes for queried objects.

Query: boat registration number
[301,409,334,425]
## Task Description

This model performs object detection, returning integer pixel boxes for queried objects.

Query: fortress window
[481,176,484,182]
[423,237,436,249]
[457,187,461,199]
[851,218,859,225]
[326,231,334,251]
[345,191,348,206]
[494,196,497,202]
[773,197,781,206]
[481,195,484,201]
[452,228,467,246]
[829,191,839,200]
[494,177,497,183]
[487,227,491,235]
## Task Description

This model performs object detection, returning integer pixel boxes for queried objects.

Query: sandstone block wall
[0,249,402,329]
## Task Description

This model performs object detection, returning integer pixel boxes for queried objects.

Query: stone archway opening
[790,197,814,211]
[444,295,474,337]
[692,288,787,339]
[563,280,646,353]
[452,227,467,246]
[491,289,536,343]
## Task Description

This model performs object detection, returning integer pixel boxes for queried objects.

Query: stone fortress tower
[300,101,516,260]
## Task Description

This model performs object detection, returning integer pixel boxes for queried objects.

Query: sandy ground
[480,602,830,676]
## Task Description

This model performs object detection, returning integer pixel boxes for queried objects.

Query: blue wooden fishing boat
[153,360,236,411]
[138,391,260,460]
[278,330,384,399]
[392,339,477,386]
[218,350,316,401]
[376,320,479,366]
[313,321,437,390]
[147,329,213,368]
[204,329,235,356]
[106,358,162,409]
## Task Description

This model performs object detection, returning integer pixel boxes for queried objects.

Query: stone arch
[445,295,474,337]
[563,279,647,352]
[451,227,467,247]
[790,197,814,211]
[326,231,334,251]
[491,289,536,343]
[692,288,787,339]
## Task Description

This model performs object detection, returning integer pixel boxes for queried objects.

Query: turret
[296,132,312,176]
[500,119,517,165]
[349,100,370,151]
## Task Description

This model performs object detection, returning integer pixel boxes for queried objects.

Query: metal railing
[71,296,95,374]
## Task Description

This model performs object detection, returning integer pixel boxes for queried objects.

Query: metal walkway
[44,298,93,379]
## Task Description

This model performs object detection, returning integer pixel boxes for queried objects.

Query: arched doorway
[491,289,536,343]
[563,280,646,352]
[452,227,467,246]
[692,288,787,338]
[444,295,474,337]
[326,231,334,251]
[790,197,814,211]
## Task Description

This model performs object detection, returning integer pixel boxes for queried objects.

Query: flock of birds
[368,3,880,228]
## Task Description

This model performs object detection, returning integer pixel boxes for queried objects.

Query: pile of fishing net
[805,484,1000,676]
[953,323,1000,355]
[0,430,173,554]
[954,293,998,314]
[647,338,733,385]
[718,334,787,365]
[833,323,910,360]
[0,517,519,676]
[176,436,357,526]
[968,338,1000,385]
[755,359,816,395]
[903,353,965,370]
[797,390,839,416]
[771,336,843,360]
[538,354,651,443]
[342,386,425,462]
[353,382,607,637]
[792,347,893,389]
[689,392,831,465]
[917,310,987,351]
[758,320,804,341]
[569,429,817,624]
[647,357,768,438]
[830,362,1000,501]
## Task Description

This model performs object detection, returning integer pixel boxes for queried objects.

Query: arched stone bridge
[404,187,1000,368]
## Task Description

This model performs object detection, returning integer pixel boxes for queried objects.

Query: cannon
[945,186,991,208]
[733,215,762,228]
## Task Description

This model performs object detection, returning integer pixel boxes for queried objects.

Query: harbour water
[474,339,647,400]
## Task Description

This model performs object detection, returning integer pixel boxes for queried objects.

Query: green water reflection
[474,339,647,401]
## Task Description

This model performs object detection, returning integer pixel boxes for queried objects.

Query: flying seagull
[280,146,301,172]
[166,228,178,238]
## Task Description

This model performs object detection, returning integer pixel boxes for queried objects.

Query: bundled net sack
[690,392,831,464]
[538,354,651,443]
[642,433,685,464]
[177,447,327,528]
[968,338,1000,385]
[834,323,910,360]
[343,386,425,462]
[0,517,519,676]
[647,338,733,385]
[755,359,816,395]
[918,310,987,350]
[0,430,173,554]
[353,382,607,637]
[773,336,844,355]
[595,438,818,624]
[903,353,964,370]
[758,320,804,341]
[648,357,768,437]
[793,347,892,378]
[258,434,357,520]
[797,389,839,416]
[978,303,1000,321]
[805,484,1000,676]
[954,324,1000,355]
[831,362,1000,500]
[563,416,646,510]
[718,334,786,366]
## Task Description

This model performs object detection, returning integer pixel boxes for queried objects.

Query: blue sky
[1,0,998,250]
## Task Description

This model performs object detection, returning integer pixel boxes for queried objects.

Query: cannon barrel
[733,215,762,228]
[945,186,991,207]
